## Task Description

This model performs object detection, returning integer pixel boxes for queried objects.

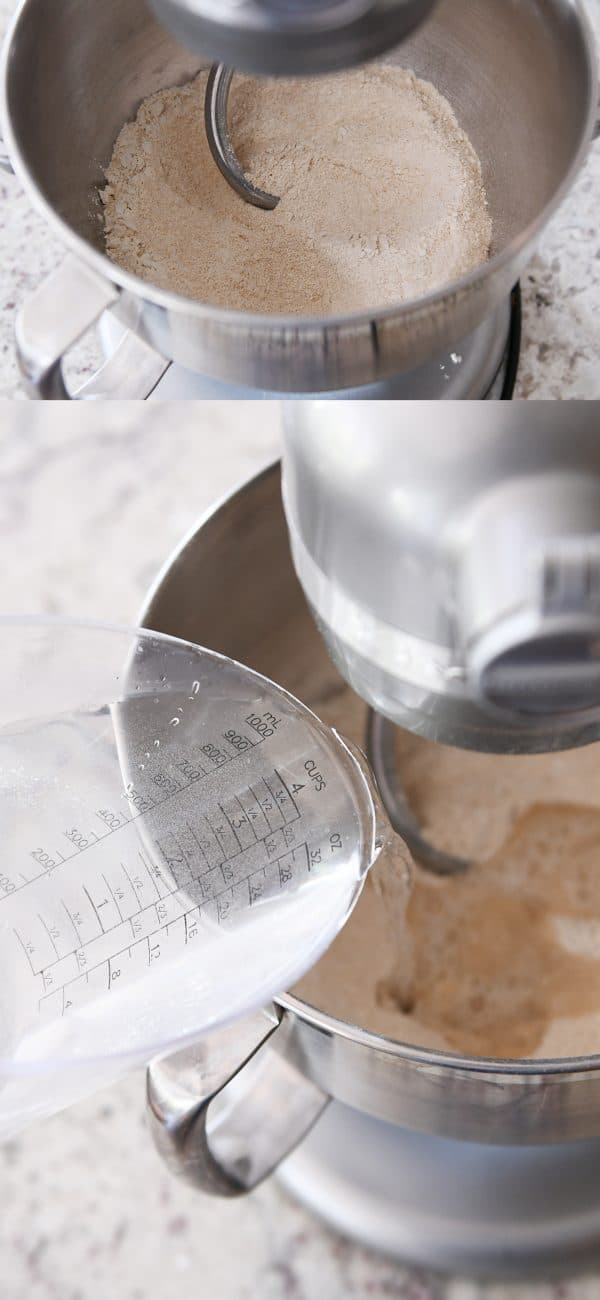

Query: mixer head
[149,0,438,75]
[281,403,600,757]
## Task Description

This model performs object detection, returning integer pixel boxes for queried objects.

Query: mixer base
[278,1101,600,1279]
[98,289,520,400]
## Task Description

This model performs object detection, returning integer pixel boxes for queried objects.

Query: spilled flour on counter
[101,65,492,314]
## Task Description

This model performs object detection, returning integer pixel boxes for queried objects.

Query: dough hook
[204,64,281,210]
[366,710,469,877]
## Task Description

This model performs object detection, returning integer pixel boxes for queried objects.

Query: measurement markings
[82,884,105,933]
[205,812,231,859]
[62,901,82,946]
[263,772,297,824]
[37,913,60,960]
[38,841,309,1008]
[184,910,199,944]
[273,769,300,818]
[33,874,177,977]
[233,794,257,841]
[218,803,243,851]
[249,778,278,832]
[120,861,142,906]
[247,867,266,906]
[102,873,125,922]
[0,818,132,904]
[33,800,301,978]
[13,927,36,974]
[237,785,271,836]
[138,850,162,899]
[157,832,194,883]
[185,820,211,872]
[6,735,270,906]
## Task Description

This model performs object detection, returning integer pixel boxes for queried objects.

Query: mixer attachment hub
[150,0,439,76]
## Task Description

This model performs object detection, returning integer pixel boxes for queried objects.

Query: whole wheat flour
[292,675,600,1061]
[101,66,492,313]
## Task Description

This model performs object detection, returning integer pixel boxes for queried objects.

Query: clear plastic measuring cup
[0,617,390,1137]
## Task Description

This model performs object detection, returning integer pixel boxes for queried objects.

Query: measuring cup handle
[146,1010,329,1197]
[15,256,170,399]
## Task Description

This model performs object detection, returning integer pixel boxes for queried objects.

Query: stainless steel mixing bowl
[1,0,597,397]
[142,464,600,1223]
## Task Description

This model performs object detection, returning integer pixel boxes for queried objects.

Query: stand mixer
[103,0,520,399]
[143,401,600,1278]
[3,0,596,398]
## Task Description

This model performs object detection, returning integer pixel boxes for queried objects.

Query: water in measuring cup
[0,620,375,1135]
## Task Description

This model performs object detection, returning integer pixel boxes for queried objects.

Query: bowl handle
[0,132,13,174]
[15,256,170,399]
[146,1009,329,1197]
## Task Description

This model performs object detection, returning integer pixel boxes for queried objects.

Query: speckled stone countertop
[0,0,599,399]
[2,405,600,1300]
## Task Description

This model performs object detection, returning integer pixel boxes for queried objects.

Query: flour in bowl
[101,65,492,314]
[293,682,600,1061]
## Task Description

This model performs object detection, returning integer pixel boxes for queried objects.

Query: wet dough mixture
[102,66,492,314]
[294,686,600,1061]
